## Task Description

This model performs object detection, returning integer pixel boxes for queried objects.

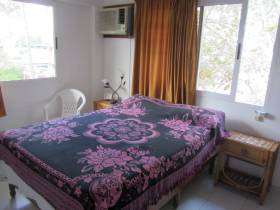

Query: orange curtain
[0,86,6,117]
[132,0,198,105]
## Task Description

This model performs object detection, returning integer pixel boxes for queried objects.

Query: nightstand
[94,99,113,110]
[214,131,279,204]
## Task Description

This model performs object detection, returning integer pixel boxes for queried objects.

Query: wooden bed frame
[3,153,217,210]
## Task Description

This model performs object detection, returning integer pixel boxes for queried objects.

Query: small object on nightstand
[101,75,126,104]
[94,99,113,110]
[214,131,279,205]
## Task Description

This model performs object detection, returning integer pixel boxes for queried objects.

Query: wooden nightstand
[94,99,113,110]
[214,131,279,204]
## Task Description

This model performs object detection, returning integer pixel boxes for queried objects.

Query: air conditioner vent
[99,5,133,36]
[119,8,125,24]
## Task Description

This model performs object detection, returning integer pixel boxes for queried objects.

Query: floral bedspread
[0,95,228,210]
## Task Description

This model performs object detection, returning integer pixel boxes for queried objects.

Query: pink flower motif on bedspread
[90,170,123,210]
[160,118,210,152]
[192,108,219,129]
[184,133,207,151]
[84,118,159,145]
[78,146,133,173]
[160,118,193,139]
[99,102,146,117]
[140,156,161,179]
[74,186,82,197]
[1,128,38,143]
[40,126,78,144]
[119,102,146,117]
[77,146,167,209]
[160,118,192,132]
[1,118,80,145]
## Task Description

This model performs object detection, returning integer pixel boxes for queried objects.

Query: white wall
[103,0,134,100]
[90,1,105,101]
[0,0,96,130]
[101,0,280,187]
[103,38,134,100]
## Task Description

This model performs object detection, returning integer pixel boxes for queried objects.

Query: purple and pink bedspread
[0,95,228,210]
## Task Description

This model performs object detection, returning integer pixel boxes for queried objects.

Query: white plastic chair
[44,89,86,121]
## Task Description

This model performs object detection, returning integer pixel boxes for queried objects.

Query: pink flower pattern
[2,119,80,144]
[140,156,161,179]
[90,170,123,210]
[74,186,82,198]
[2,127,38,143]
[192,108,219,128]
[160,118,210,152]
[84,118,159,145]
[78,146,133,173]
[99,102,146,117]
[160,118,193,139]
[160,118,193,132]
[40,126,78,144]
[77,146,172,208]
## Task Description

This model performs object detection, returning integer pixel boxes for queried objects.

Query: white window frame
[197,0,279,109]
[263,21,280,108]
[0,0,57,83]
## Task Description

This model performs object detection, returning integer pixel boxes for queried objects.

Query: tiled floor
[0,181,39,210]
[161,172,280,210]
[0,172,279,210]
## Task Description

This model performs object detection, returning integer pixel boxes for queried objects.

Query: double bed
[0,95,228,210]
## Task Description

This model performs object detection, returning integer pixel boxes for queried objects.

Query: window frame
[263,21,280,108]
[0,0,57,83]
[196,0,275,108]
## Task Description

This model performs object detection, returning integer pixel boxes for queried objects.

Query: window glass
[235,0,280,106]
[0,0,55,81]
[197,4,242,94]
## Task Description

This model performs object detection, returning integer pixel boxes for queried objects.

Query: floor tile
[205,183,247,210]
[177,192,207,210]
[200,201,229,210]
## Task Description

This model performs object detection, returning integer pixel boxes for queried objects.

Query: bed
[0,95,228,210]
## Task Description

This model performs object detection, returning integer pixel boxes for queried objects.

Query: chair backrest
[44,89,86,121]
[59,89,86,117]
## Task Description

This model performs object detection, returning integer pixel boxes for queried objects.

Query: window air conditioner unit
[99,5,133,36]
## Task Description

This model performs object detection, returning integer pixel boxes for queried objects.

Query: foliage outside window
[0,0,55,82]
[197,0,280,106]
[197,4,241,95]
[235,0,280,106]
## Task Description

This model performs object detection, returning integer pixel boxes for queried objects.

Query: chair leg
[9,184,16,199]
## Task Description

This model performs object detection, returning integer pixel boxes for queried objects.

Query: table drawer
[95,103,110,110]
[222,141,268,165]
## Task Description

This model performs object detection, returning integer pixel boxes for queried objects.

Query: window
[235,0,280,106]
[197,0,280,106]
[0,0,55,82]
[197,4,242,95]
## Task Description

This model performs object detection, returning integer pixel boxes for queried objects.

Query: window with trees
[197,0,280,107]
[0,0,55,82]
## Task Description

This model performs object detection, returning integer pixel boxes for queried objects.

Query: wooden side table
[93,99,113,110]
[214,131,279,204]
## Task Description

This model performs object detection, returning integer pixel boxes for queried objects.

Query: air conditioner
[99,5,133,36]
